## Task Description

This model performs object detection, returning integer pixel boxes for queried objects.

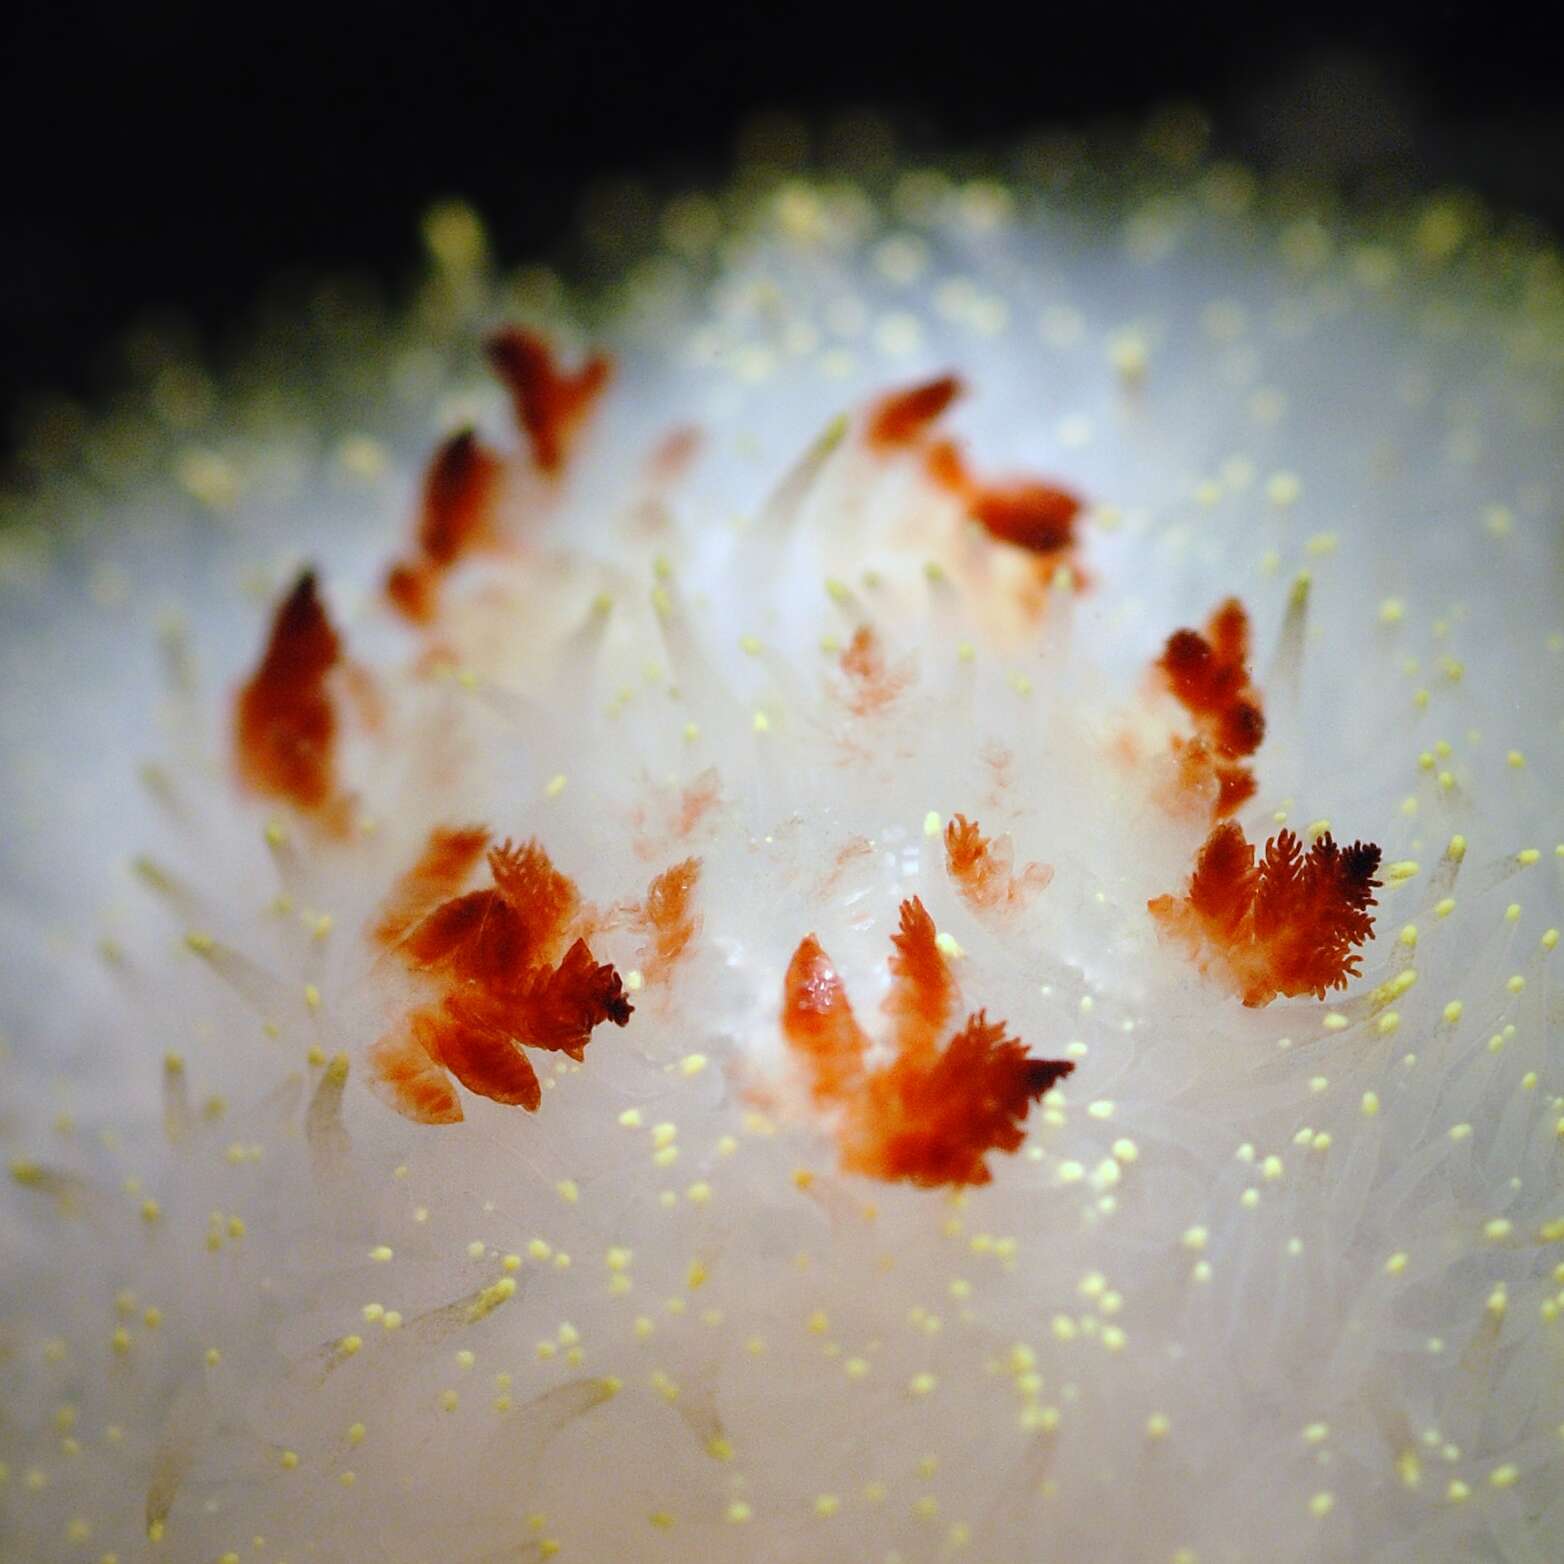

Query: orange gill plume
[232,569,351,825]
[485,325,614,475]
[866,373,1084,574]
[943,813,1053,914]
[781,898,1073,1186]
[384,331,616,625]
[836,625,913,716]
[1140,589,1382,998]
[633,857,703,987]
[369,832,632,1123]
[1154,596,1267,818]
[1149,822,1384,1006]
[384,428,506,622]
[865,373,964,450]
[371,824,494,947]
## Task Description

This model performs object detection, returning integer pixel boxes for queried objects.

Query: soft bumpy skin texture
[2,114,1563,1564]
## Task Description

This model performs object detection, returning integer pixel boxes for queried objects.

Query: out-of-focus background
[3,0,1560,474]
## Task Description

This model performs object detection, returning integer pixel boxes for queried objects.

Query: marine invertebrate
[2,116,1562,1564]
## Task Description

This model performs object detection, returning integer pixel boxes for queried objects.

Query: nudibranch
[2,116,1562,1564]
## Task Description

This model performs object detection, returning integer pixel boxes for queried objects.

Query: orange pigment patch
[781,898,1072,1186]
[409,641,463,683]
[486,326,613,475]
[923,437,967,496]
[944,814,1053,914]
[1149,822,1382,1006]
[675,770,720,838]
[385,562,438,624]
[631,770,721,863]
[837,625,912,716]
[340,661,387,737]
[648,425,702,482]
[234,571,344,816]
[385,428,506,623]
[369,835,631,1123]
[1156,598,1265,818]
[636,858,703,984]
[866,374,964,449]
[815,835,875,900]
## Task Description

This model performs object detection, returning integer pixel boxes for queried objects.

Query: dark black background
[4,1,1562,448]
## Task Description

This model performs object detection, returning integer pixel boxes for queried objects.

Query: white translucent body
[2,135,1562,1563]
